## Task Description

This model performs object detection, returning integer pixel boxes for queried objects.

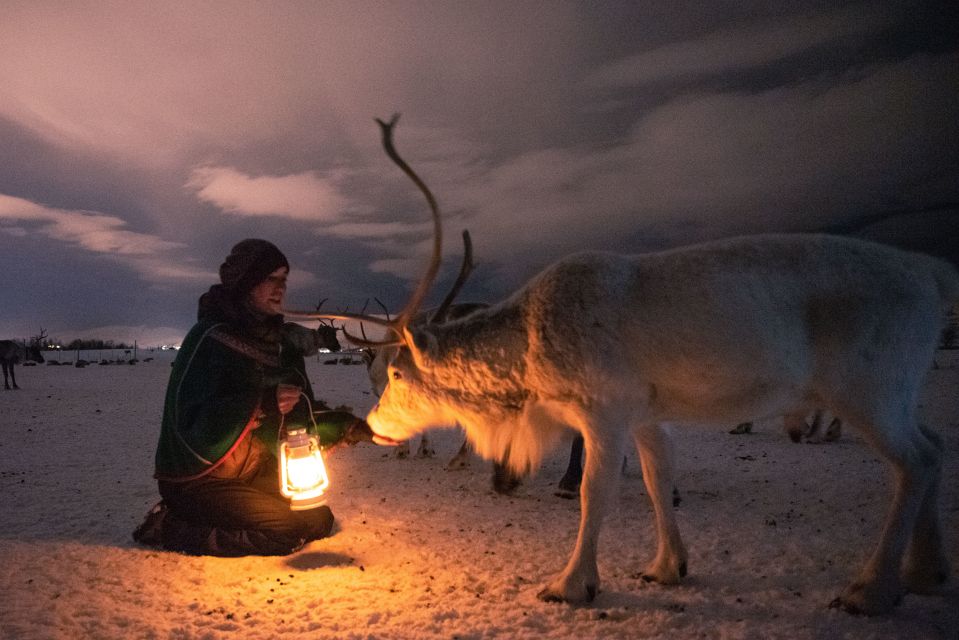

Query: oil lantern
[278,427,329,510]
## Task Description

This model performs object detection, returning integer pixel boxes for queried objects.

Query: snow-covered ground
[1,349,957,639]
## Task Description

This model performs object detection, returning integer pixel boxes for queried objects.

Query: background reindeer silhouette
[1,329,47,389]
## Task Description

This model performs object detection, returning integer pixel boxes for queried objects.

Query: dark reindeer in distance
[1,329,47,390]
[315,322,341,353]
[286,115,956,614]
[310,298,343,354]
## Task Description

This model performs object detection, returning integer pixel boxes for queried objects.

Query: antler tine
[375,114,443,335]
[315,298,329,326]
[282,308,397,330]
[341,324,404,348]
[283,300,404,345]
[430,230,474,324]
[373,297,392,322]
[356,298,370,341]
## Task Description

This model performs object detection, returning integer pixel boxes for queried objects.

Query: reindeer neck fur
[400,303,564,471]
[419,303,530,414]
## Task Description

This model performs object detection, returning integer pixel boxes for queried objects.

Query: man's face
[248,267,288,316]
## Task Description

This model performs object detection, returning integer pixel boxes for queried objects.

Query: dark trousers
[157,458,334,556]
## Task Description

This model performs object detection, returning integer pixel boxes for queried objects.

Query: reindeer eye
[392,370,403,381]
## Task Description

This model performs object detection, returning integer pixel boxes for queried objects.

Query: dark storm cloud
[0,1,956,343]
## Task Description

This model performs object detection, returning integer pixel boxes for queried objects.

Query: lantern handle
[275,390,324,445]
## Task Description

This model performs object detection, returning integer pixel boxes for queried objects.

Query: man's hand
[342,418,375,445]
[276,384,302,415]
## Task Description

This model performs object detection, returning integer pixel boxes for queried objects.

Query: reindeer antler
[430,230,474,323]
[375,114,443,332]
[373,297,392,321]
[283,113,443,348]
[313,298,337,328]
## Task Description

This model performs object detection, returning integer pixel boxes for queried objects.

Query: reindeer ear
[403,326,437,371]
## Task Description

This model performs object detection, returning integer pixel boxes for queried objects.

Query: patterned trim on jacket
[208,327,281,367]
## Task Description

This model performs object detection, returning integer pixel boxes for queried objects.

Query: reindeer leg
[784,412,806,443]
[556,435,584,496]
[415,433,435,458]
[1,363,9,390]
[445,438,472,470]
[538,415,627,604]
[823,416,842,442]
[394,440,411,459]
[805,410,827,444]
[635,423,687,584]
[492,461,523,495]
[901,424,950,593]
[830,409,938,614]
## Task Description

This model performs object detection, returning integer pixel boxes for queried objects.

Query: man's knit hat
[219,239,289,295]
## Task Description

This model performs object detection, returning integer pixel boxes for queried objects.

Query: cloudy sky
[2,1,957,346]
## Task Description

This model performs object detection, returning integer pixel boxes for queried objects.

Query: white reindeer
[289,116,956,615]
[0,329,47,389]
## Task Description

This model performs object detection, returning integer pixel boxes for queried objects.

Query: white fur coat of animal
[367,233,957,614]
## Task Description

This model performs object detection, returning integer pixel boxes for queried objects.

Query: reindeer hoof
[640,570,683,584]
[537,576,599,604]
[536,585,598,604]
[829,597,858,614]
[641,560,687,584]
[537,587,565,603]
[830,582,903,616]
[729,422,752,435]
[902,564,950,595]
[492,463,523,495]
[827,596,893,616]
[493,477,521,495]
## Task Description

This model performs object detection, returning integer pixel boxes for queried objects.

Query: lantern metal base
[290,493,327,511]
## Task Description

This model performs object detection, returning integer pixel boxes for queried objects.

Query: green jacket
[154,319,352,481]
